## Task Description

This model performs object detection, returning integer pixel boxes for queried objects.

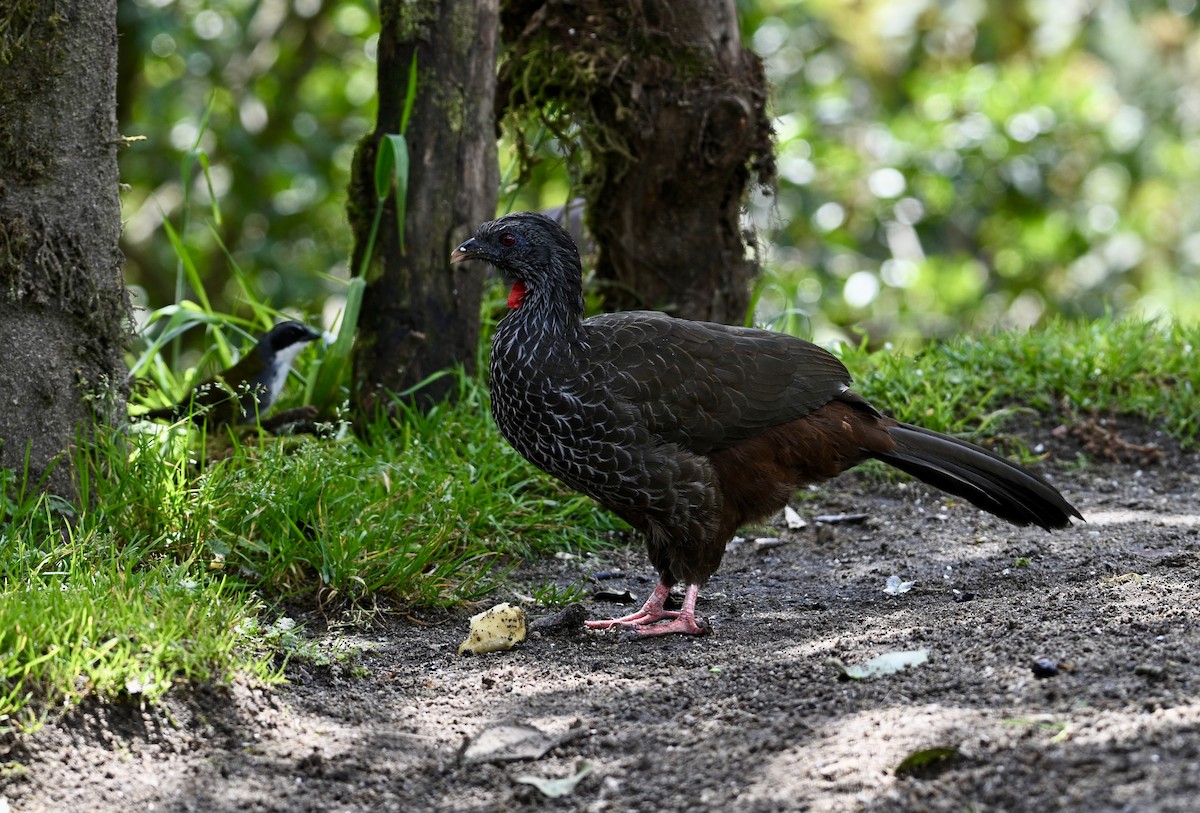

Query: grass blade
[159,216,212,314]
[309,277,365,412]
[382,133,409,254]
[400,51,418,136]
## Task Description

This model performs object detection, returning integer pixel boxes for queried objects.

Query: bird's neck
[257,341,306,403]
[495,261,586,354]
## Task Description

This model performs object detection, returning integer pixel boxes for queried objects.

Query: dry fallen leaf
[461,722,587,764]
[462,723,556,763]
[830,649,929,680]
[784,505,806,529]
[754,537,788,551]
[814,512,869,525]
[515,762,594,797]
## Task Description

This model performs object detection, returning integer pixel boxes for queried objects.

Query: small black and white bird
[139,320,321,428]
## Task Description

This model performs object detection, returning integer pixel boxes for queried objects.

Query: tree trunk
[349,0,499,416]
[0,1,130,498]
[500,0,774,323]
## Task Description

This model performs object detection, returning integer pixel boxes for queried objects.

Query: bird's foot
[584,607,680,630]
[586,582,710,637]
[618,614,709,638]
[585,580,675,630]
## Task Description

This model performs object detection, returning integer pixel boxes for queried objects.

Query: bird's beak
[450,238,480,265]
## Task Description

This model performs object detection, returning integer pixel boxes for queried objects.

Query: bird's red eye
[499,232,517,247]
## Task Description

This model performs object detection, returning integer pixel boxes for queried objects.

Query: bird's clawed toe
[583,608,679,630]
[587,581,709,637]
[615,615,710,639]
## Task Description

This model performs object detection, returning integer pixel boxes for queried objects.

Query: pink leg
[586,582,709,636]
[585,581,675,629]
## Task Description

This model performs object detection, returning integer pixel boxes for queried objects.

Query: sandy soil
[3,419,1198,812]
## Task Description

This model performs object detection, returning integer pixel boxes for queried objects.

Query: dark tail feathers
[871,423,1082,530]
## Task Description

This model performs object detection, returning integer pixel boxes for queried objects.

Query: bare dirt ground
[3,418,1199,812]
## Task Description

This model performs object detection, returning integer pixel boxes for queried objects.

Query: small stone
[1031,658,1060,678]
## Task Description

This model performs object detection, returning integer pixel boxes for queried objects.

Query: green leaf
[308,276,364,412]
[177,93,217,229]
[372,133,410,253]
[197,152,222,227]
[159,216,212,314]
[383,133,409,254]
[359,205,385,281]
[400,51,418,136]
[207,224,278,329]
[373,136,395,202]
[127,308,209,379]
[894,747,961,778]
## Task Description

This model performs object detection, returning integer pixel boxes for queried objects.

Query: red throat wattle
[507,281,527,309]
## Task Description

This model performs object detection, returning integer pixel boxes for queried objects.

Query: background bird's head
[195,319,321,423]
[249,320,322,396]
[259,320,322,357]
[450,212,583,314]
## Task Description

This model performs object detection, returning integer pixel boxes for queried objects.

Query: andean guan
[138,320,320,428]
[451,212,1082,637]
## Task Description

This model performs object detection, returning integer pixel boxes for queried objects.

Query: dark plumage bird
[451,213,1082,637]
[139,320,320,428]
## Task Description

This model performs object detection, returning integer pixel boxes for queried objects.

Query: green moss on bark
[0,0,67,181]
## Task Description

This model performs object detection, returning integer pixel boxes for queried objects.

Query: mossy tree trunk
[0,1,130,498]
[348,0,499,416]
[501,0,774,324]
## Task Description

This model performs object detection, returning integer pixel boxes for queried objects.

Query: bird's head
[450,212,583,314]
[252,320,322,376]
[260,321,322,355]
[227,320,322,413]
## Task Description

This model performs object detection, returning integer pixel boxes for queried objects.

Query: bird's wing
[581,311,854,453]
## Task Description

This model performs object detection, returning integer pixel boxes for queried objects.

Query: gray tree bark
[348,0,499,416]
[0,1,130,498]
[501,0,774,324]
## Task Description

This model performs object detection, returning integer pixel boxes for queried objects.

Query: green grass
[839,317,1200,447]
[0,517,270,733]
[0,367,619,733]
[2,316,1198,732]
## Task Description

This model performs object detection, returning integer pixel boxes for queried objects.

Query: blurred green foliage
[118,0,1200,344]
[118,0,378,335]
[739,0,1200,342]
